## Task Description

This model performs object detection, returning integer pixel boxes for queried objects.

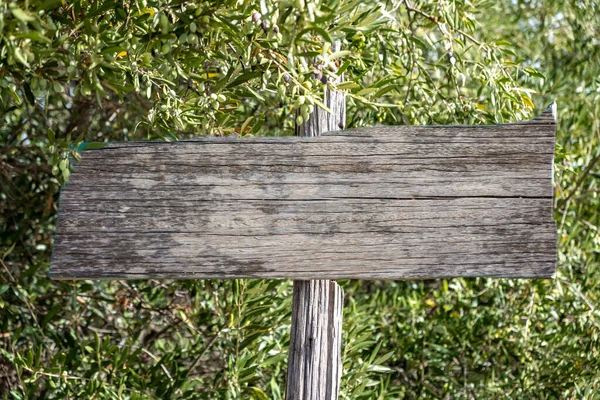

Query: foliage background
[1,0,599,398]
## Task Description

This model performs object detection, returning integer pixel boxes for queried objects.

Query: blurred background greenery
[1,0,599,398]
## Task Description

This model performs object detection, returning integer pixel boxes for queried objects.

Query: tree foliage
[1,0,599,398]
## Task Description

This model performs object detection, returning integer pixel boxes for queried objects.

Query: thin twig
[563,152,600,203]
[403,2,416,108]
[21,365,89,381]
[0,258,41,329]
[402,1,482,46]
[141,348,173,382]
[186,331,222,378]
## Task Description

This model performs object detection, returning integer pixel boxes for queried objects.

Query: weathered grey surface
[287,280,343,400]
[50,105,557,280]
[286,71,344,400]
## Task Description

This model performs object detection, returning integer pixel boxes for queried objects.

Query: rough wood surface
[49,104,557,280]
[287,280,343,400]
[286,71,344,400]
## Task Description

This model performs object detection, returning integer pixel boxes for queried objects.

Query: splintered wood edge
[49,272,557,281]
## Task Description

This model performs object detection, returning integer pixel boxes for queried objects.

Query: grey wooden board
[50,105,557,280]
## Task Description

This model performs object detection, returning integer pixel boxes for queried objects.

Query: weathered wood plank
[50,105,557,280]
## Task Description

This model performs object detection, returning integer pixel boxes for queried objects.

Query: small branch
[21,365,89,381]
[563,152,600,203]
[402,3,416,108]
[185,331,222,378]
[141,348,173,383]
[0,258,41,329]
[403,1,482,46]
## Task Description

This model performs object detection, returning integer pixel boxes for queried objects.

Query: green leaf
[13,48,30,68]
[227,71,262,88]
[373,350,394,365]
[296,51,321,58]
[336,81,361,90]
[16,31,52,43]
[524,67,546,79]
[62,168,70,182]
[329,50,351,60]
[2,242,16,260]
[10,390,24,400]
[357,87,378,96]
[240,116,254,136]
[0,284,10,295]
[312,97,331,113]
[249,387,269,400]
[367,365,393,373]
[10,7,35,23]
[77,142,108,152]
[250,116,264,135]
[295,26,333,44]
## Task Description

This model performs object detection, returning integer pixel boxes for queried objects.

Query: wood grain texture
[286,69,344,400]
[49,104,558,280]
[286,280,343,400]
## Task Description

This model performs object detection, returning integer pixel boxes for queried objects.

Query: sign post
[50,101,557,398]
[286,55,346,400]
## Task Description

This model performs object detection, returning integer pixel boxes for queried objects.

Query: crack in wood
[50,105,557,280]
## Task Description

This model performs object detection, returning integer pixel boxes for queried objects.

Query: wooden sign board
[50,106,557,280]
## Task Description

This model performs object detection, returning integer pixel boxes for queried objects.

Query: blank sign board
[50,105,557,280]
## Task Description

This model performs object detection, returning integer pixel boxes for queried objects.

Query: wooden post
[286,49,346,400]
[287,280,344,399]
